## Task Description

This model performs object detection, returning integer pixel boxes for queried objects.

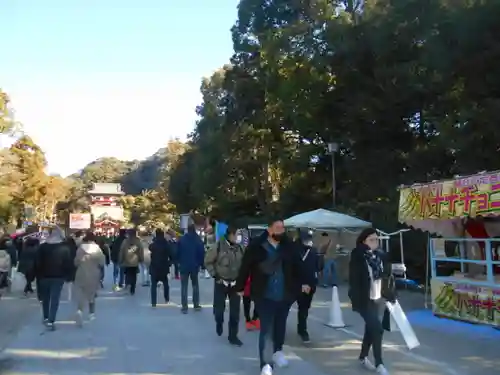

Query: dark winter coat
[149,237,172,278]
[235,231,306,301]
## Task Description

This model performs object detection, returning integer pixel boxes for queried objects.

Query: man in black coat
[235,218,312,374]
[148,229,173,307]
[35,228,73,331]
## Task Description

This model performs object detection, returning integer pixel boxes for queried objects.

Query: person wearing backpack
[118,228,144,295]
[205,225,245,346]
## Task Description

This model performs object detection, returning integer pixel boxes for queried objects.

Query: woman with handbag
[348,227,394,375]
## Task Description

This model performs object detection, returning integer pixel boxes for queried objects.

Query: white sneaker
[360,357,376,371]
[260,364,273,375]
[272,351,289,368]
[89,313,96,321]
[376,364,389,375]
[75,310,83,327]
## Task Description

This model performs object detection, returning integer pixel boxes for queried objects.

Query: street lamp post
[328,142,339,208]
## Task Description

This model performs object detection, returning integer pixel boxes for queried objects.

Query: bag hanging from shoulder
[258,252,283,275]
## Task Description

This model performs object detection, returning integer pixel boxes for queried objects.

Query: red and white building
[88,183,125,234]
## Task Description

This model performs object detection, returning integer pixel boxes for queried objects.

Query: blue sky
[0,0,237,176]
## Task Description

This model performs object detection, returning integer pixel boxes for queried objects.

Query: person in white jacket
[74,232,105,327]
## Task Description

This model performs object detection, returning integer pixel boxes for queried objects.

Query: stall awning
[398,171,500,234]
[284,208,371,229]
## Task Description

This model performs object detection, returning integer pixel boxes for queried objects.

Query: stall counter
[431,274,500,327]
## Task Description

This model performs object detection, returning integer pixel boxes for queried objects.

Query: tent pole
[399,231,404,265]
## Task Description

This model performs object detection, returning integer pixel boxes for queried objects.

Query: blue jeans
[255,298,292,368]
[113,263,125,286]
[39,278,65,323]
[140,263,151,284]
[322,258,337,286]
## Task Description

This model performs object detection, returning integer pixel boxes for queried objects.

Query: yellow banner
[431,279,500,326]
[398,172,500,221]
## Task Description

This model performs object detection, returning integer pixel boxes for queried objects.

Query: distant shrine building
[88,183,125,235]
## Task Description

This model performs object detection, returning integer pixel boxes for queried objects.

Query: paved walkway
[2,267,491,375]
[0,270,327,375]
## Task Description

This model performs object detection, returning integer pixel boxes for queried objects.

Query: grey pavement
[301,285,500,375]
[0,271,39,352]
[2,267,498,375]
[0,268,327,375]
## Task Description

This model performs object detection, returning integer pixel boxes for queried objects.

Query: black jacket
[17,239,39,276]
[348,245,395,312]
[298,244,321,287]
[110,235,126,264]
[97,238,111,265]
[35,241,73,280]
[149,237,172,278]
[235,232,306,301]
[66,238,78,281]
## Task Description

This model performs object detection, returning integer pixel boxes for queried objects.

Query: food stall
[398,171,500,327]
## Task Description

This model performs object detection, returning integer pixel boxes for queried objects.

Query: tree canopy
[0,134,69,226]
[168,0,500,229]
[2,0,499,243]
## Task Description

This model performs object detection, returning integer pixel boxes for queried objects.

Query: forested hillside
[55,139,187,228]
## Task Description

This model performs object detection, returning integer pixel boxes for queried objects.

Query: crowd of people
[0,220,396,375]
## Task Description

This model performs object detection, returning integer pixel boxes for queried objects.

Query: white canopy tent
[284,208,371,229]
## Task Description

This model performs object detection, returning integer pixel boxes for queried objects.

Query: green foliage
[0,90,14,134]
[0,131,69,226]
[168,0,500,231]
[121,189,177,230]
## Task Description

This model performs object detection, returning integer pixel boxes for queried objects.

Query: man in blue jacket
[177,224,205,313]
[296,230,321,344]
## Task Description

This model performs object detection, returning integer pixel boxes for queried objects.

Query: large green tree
[169,0,500,232]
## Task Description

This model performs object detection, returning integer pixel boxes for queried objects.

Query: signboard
[69,213,91,229]
[431,279,500,327]
[90,205,123,222]
[399,171,500,222]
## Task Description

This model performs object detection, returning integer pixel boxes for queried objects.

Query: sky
[0,0,237,176]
